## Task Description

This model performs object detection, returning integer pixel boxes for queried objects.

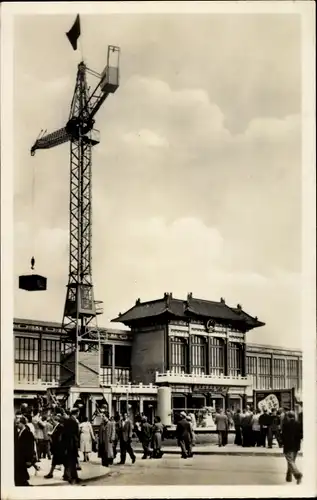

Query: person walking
[44,413,66,479]
[119,413,136,465]
[282,411,303,484]
[233,408,242,446]
[251,409,262,447]
[214,409,229,447]
[112,413,122,461]
[32,410,45,460]
[271,409,282,447]
[176,411,194,458]
[186,415,196,454]
[42,415,53,459]
[79,416,95,462]
[98,413,115,467]
[140,416,153,459]
[152,416,164,459]
[14,416,36,486]
[62,408,81,484]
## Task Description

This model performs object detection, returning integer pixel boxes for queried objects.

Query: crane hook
[31,256,35,271]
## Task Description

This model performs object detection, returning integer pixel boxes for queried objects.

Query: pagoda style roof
[111,293,265,331]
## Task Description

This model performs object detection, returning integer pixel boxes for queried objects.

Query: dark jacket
[50,422,65,465]
[176,418,193,443]
[259,412,273,428]
[121,419,133,442]
[62,416,80,459]
[14,426,35,486]
[282,419,302,453]
[140,422,152,443]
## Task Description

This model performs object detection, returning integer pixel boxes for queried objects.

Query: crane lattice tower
[31,46,120,386]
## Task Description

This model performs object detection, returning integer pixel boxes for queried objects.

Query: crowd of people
[212,405,303,484]
[14,403,303,486]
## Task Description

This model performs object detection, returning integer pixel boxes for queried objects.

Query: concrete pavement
[30,441,302,486]
[83,453,304,486]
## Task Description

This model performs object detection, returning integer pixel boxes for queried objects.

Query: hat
[287,410,295,419]
[180,411,187,418]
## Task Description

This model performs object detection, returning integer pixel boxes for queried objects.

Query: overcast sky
[13,13,302,348]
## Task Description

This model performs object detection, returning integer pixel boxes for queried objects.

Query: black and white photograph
[1,1,316,498]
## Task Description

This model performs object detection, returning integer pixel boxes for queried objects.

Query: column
[139,396,144,415]
[112,344,115,384]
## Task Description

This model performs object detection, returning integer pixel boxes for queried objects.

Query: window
[298,359,302,389]
[246,355,257,388]
[272,358,286,389]
[15,337,39,361]
[287,359,298,389]
[170,337,187,373]
[14,361,39,383]
[115,345,132,368]
[191,336,206,375]
[258,357,271,389]
[14,337,40,383]
[41,339,60,382]
[229,342,242,376]
[101,345,112,367]
[209,337,225,376]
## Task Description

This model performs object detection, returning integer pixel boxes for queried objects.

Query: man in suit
[282,411,303,484]
[119,413,136,465]
[176,411,194,458]
[140,416,153,459]
[214,409,229,447]
[14,415,35,486]
[62,408,80,484]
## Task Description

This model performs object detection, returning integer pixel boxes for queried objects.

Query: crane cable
[30,157,36,272]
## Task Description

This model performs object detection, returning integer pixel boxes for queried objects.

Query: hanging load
[19,256,47,291]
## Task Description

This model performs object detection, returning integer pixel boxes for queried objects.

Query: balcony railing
[155,371,251,387]
[15,378,60,389]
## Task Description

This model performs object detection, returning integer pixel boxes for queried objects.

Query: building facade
[13,294,302,423]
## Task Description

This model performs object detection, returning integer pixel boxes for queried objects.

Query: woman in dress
[26,413,40,474]
[151,416,164,459]
[79,416,95,462]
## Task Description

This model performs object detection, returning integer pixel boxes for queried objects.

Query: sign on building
[253,388,295,412]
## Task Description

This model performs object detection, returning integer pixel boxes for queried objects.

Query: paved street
[83,454,303,486]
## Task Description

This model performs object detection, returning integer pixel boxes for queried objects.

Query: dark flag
[66,14,81,51]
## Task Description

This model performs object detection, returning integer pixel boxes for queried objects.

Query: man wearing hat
[281,411,303,484]
[176,411,194,459]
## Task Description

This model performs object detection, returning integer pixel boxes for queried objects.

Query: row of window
[170,336,243,376]
[15,337,61,363]
[100,367,131,385]
[246,356,302,390]
[14,362,60,383]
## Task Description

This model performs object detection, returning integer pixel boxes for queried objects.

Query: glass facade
[209,337,225,376]
[170,337,187,373]
[229,342,242,376]
[286,359,298,389]
[258,357,271,389]
[191,336,206,375]
[14,336,60,383]
[272,358,285,389]
[246,355,257,387]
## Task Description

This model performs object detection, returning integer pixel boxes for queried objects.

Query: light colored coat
[214,413,229,431]
[32,414,44,440]
[98,420,116,460]
[79,421,95,452]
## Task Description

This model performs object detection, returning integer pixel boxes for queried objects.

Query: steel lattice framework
[31,47,120,382]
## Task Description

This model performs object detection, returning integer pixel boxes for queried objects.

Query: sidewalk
[134,443,303,457]
[30,445,303,485]
[29,456,111,486]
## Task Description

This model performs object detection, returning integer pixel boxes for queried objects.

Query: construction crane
[28,43,120,387]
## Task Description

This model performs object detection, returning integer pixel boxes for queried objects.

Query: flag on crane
[66,14,81,51]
